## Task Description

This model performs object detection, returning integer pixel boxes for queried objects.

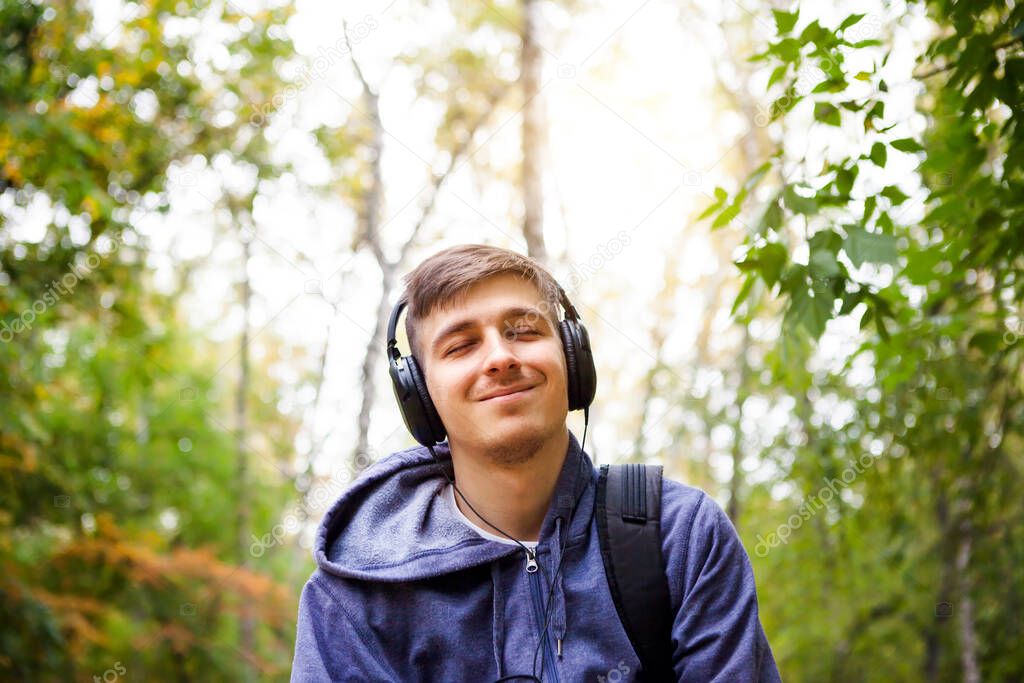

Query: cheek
[540,346,569,389]
[425,367,472,414]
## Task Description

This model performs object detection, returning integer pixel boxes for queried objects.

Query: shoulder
[658,478,752,606]
[660,477,736,552]
[299,567,346,611]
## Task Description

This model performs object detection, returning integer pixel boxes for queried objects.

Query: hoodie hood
[314,430,595,583]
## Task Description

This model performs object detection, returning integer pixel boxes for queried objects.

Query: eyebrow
[430,306,550,356]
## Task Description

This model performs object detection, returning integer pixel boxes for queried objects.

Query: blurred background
[2,0,1023,680]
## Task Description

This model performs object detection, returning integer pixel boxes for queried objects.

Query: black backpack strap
[596,463,674,682]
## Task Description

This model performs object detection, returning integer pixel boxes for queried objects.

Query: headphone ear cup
[574,322,596,408]
[560,319,596,411]
[559,321,580,409]
[388,355,446,446]
[407,356,447,444]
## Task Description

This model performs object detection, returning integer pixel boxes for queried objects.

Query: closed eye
[444,327,542,357]
[444,342,473,357]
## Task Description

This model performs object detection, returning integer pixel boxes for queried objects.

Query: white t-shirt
[444,483,539,549]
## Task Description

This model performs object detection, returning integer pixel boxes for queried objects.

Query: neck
[448,427,570,543]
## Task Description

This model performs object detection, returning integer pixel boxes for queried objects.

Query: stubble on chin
[483,424,554,467]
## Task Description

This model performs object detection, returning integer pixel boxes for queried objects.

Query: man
[291,244,781,682]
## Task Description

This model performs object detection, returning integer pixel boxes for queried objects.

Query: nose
[483,329,521,375]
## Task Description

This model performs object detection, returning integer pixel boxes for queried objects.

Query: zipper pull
[525,548,538,573]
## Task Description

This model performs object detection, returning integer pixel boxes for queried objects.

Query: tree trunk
[924,468,952,682]
[956,523,981,683]
[352,264,396,474]
[236,231,254,679]
[520,0,547,262]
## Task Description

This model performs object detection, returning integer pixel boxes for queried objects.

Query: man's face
[417,273,568,465]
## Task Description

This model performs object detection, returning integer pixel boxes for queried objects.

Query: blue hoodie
[291,432,782,682]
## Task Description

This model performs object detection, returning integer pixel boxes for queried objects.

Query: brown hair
[401,244,564,360]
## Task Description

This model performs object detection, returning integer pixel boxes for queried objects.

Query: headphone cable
[426,410,590,683]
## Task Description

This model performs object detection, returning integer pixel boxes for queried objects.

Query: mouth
[480,384,537,403]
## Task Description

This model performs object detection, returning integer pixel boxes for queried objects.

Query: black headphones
[385,283,597,447]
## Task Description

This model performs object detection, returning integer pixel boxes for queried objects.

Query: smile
[481,386,536,403]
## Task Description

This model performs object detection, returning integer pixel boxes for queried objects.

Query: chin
[473,419,561,465]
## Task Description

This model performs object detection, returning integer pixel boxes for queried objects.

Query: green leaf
[731,275,757,316]
[903,245,942,284]
[880,185,909,205]
[759,242,789,287]
[809,248,841,278]
[788,284,833,339]
[859,305,875,331]
[877,211,894,233]
[839,290,864,315]
[697,199,724,220]
[767,64,789,89]
[891,137,924,152]
[711,202,741,230]
[773,38,802,63]
[772,9,799,34]
[757,198,784,235]
[783,185,818,215]
[809,228,843,254]
[814,102,841,126]
[799,20,828,46]
[843,226,898,267]
[835,167,855,196]
[736,255,761,272]
[812,78,848,94]
[697,187,728,220]
[769,92,803,121]
[870,141,887,167]
[862,196,877,226]
[968,330,1001,353]
[839,13,866,31]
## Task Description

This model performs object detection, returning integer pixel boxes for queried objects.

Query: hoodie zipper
[525,548,560,683]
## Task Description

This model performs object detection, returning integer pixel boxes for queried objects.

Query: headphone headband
[385,298,406,361]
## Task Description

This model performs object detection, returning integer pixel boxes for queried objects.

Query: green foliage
[700,0,1024,679]
[1,1,305,679]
